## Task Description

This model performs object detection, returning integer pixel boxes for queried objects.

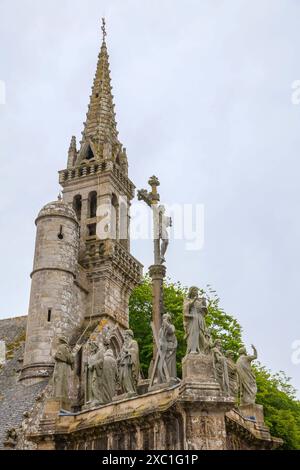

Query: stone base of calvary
[15,205,280,450]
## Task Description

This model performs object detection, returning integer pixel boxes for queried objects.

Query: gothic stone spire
[80,18,120,160]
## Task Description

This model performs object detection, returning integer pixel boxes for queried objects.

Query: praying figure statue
[211,339,229,394]
[236,344,258,405]
[226,350,239,399]
[183,286,209,354]
[53,336,74,400]
[101,349,118,403]
[87,341,105,405]
[118,330,140,395]
[157,313,178,383]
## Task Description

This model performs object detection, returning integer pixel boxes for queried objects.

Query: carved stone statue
[157,205,172,264]
[236,345,258,405]
[87,341,105,405]
[4,428,18,448]
[84,341,94,403]
[53,336,74,400]
[183,287,209,354]
[119,330,140,395]
[101,349,118,403]
[211,339,229,394]
[226,350,239,399]
[157,313,177,383]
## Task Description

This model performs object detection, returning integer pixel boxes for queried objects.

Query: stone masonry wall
[23,210,82,374]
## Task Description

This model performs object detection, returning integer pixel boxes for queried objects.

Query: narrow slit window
[58,225,64,240]
[47,309,52,322]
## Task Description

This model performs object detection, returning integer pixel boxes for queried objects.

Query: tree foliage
[255,365,300,449]
[129,276,300,449]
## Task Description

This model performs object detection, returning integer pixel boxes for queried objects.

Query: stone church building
[0,24,282,451]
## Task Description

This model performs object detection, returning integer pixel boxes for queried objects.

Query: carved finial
[101,17,107,42]
[68,135,77,154]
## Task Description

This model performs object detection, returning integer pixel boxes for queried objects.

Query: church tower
[21,20,142,383]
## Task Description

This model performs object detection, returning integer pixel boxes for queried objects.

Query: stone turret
[21,199,80,383]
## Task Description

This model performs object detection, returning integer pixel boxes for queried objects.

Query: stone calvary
[0,19,282,450]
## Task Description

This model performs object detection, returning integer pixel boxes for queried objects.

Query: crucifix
[138,176,172,363]
[101,18,107,42]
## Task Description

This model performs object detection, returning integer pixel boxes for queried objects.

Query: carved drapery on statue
[236,345,258,405]
[101,349,118,403]
[88,341,105,405]
[118,330,140,395]
[85,339,118,406]
[211,339,229,394]
[157,313,177,383]
[53,336,74,400]
[183,287,209,354]
[226,351,239,399]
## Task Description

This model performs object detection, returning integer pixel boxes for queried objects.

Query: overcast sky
[1,0,300,395]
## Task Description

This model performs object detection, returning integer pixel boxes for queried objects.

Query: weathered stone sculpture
[88,341,104,404]
[183,286,209,354]
[4,428,18,449]
[236,345,258,405]
[157,313,177,383]
[211,339,229,394]
[84,341,95,404]
[86,341,105,405]
[119,330,140,395]
[226,350,239,399]
[138,177,171,373]
[101,349,118,403]
[157,205,172,264]
[53,336,74,400]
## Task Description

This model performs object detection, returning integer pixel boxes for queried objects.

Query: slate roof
[0,316,48,449]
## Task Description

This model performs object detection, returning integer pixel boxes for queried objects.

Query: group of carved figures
[53,285,258,407]
[183,286,258,405]
[53,329,140,406]
[84,329,140,406]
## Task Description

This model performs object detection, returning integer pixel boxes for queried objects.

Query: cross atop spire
[101,17,107,43]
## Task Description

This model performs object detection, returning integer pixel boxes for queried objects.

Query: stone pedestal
[181,353,235,449]
[182,353,220,396]
[239,403,264,425]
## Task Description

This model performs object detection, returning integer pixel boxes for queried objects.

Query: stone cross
[138,176,172,364]
[101,18,107,42]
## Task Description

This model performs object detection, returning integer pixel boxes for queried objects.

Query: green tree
[255,365,300,449]
[129,276,300,449]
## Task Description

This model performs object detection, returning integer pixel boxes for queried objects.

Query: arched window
[88,191,97,218]
[73,195,82,221]
[86,145,94,161]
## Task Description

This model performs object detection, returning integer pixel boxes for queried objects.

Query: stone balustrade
[59,163,135,196]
